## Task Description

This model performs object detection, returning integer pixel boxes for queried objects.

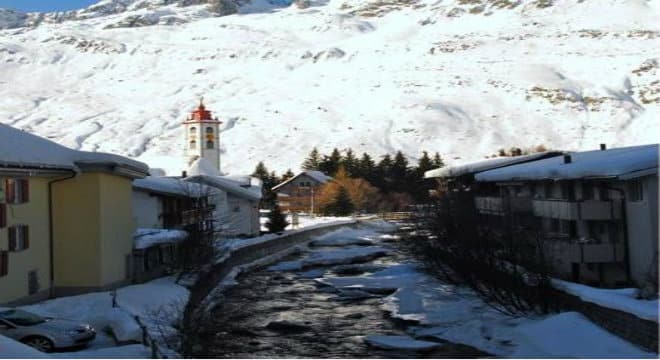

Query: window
[161,244,174,264]
[628,180,643,202]
[206,140,214,149]
[4,179,29,204]
[189,140,197,149]
[190,127,196,134]
[560,182,575,201]
[8,225,29,252]
[205,127,214,134]
[0,204,5,228]
[0,251,7,277]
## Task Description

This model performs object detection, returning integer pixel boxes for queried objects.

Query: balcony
[543,240,625,264]
[532,199,622,220]
[474,196,503,215]
[474,196,533,215]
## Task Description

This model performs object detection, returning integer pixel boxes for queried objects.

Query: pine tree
[341,148,358,176]
[251,161,269,179]
[391,151,410,193]
[376,154,393,192]
[327,186,354,216]
[251,162,278,209]
[281,168,295,181]
[302,147,321,170]
[357,152,376,184]
[416,151,435,175]
[319,148,342,176]
[432,152,445,168]
[266,204,289,233]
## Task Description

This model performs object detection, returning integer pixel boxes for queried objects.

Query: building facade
[183,99,222,173]
[272,171,332,214]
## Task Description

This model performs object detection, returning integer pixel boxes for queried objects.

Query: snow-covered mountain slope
[0,0,658,175]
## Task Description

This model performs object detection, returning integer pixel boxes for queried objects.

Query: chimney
[182,170,187,178]
[600,143,607,151]
[563,154,572,164]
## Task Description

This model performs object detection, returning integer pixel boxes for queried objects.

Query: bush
[321,186,355,216]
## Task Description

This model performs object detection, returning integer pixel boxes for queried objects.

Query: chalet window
[4,179,29,204]
[628,181,643,202]
[0,204,6,228]
[8,225,29,252]
[206,140,214,149]
[0,251,7,277]
[205,127,214,134]
[189,140,197,149]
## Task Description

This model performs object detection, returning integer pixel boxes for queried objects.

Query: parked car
[0,308,96,352]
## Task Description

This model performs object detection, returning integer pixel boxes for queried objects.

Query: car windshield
[0,309,46,326]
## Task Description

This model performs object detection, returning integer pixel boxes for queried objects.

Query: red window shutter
[23,226,29,249]
[0,252,7,276]
[0,204,5,228]
[5,179,15,204]
[20,179,29,203]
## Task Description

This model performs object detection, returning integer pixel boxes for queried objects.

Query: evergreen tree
[357,152,376,184]
[281,168,295,181]
[391,151,410,193]
[416,151,435,176]
[266,204,289,233]
[251,162,278,208]
[319,148,342,176]
[302,147,321,170]
[432,152,445,168]
[323,185,354,216]
[376,154,394,192]
[341,148,358,176]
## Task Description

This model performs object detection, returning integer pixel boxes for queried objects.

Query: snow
[134,228,188,249]
[133,176,215,197]
[552,279,659,322]
[1,0,658,174]
[50,344,151,359]
[185,174,262,201]
[476,144,659,181]
[0,334,50,359]
[364,335,442,351]
[511,312,656,358]
[424,151,562,179]
[18,277,189,358]
[267,246,389,271]
[187,157,222,177]
[0,123,148,174]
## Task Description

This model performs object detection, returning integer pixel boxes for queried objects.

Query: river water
[207,223,490,358]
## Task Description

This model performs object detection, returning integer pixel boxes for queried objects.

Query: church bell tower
[183,98,222,172]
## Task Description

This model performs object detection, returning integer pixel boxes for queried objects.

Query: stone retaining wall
[554,289,659,353]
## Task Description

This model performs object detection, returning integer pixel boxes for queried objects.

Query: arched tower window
[205,127,214,134]
[189,140,197,149]
[190,127,197,134]
[206,140,214,149]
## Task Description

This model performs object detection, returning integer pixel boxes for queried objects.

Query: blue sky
[0,0,98,12]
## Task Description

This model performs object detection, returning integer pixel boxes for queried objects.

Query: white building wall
[132,190,162,229]
[624,175,659,286]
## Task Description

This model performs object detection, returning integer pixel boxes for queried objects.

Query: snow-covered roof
[424,152,562,179]
[0,123,148,176]
[475,144,658,182]
[134,228,188,250]
[133,176,215,198]
[187,157,222,177]
[272,170,333,191]
[185,174,262,201]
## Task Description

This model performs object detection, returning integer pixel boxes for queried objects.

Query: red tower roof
[185,98,221,123]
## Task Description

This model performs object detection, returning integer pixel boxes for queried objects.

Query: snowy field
[0,0,658,174]
[265,224,658,358]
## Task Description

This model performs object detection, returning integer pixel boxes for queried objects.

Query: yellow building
[0,124,148,305]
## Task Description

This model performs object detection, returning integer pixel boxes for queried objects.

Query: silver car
[0,308,96,352]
